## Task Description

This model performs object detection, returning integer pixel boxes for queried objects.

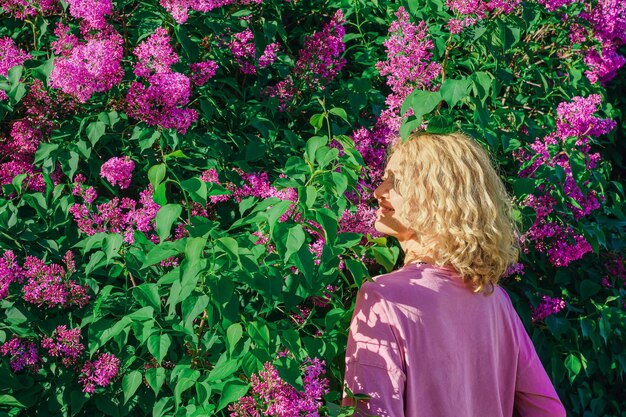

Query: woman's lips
[377,206,394,214]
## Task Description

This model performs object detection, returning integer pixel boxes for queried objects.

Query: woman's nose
[373,180,387,199]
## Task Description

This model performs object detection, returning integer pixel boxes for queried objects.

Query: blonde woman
[342,132,566,417]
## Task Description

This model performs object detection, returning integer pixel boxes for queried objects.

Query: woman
[342,131,566,417]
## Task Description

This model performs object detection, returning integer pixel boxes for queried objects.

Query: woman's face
[373,152,414,240]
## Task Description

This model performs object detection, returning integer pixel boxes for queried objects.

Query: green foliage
[0,0,625,416]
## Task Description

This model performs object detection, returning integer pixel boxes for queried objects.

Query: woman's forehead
[386,152,402,171]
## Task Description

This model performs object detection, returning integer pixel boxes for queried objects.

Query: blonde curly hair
[386,131,521,295]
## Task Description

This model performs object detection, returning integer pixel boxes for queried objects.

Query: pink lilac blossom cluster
[310,285,337,308]
[132,28,179,78]
[267,10,346,111]
[0,0,57,19]
[41,325,84,366]
[0,336,40,373]
[78,352,120,393]
[581,0,626,84]
[229,358,329,417]
[127,28,197,134]
[293,10,346,89]
[531,295,566,321]
[375,7,441,133]
[502,262,525,278]
[513,95,615,267]
[70,176,160,244]
[0,37,30,99]
[290,305,311,326]
[49,26,124,103]
[201,168,298,207]
[190,60,219,86]
[258,43,279,68]
[0,250,22,299]
[21,251,91,309]
[66,0,112,30]
[100,156,135,189]
[338,184,384,240]
[1,79,75,192]
[536,0,576,11]
[228,28,257,75]
[159,0,261,24]
[445,0,521,34]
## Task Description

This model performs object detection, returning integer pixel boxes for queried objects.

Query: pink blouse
[342,263,566,417]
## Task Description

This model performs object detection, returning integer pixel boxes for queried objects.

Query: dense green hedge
[0,0,624,415]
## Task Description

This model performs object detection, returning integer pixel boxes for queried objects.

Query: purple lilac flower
[266,77,297,112]
[190,60,218,86]
[0,336,40,373]
[49,29,124,103]
[375,7,441,133]
[0,250,23,299]
[41,325,84,366]
[536,0,576,11]
[578,0,626,84]
[258,42,279,68]
[100,156,135,189]
[0,0,57,19]
[583,46,626,85]
[556,94,616,139]
[228,28,257,75]
[446,0,521,19]
[126,72,198,134]
[160,0,191,23]
[79,352,120,393]
[133,28,179,77]
[51,24,80,56]
[228,169,298,204]
[229,359,329,417]
[294,10,346,89]
[532,295,566,321]
[66,0,112,29]
[513,95,615,266]
[71,183,161,244]
[21,252,90,309]
[0,37,31,78]
[502,262,525,278]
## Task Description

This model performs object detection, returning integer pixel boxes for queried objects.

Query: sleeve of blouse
[342,282,406,417]
[508,297,567,417]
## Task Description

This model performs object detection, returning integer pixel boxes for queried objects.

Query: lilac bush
[0,0,625,415]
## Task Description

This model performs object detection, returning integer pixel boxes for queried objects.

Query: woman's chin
[373,219,399,237]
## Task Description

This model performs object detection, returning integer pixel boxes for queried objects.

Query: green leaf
[86,121,106,146]
[145,367,166,396]
[207,356,238,382]
[399,118,423,141]
[133,284,161,312]
[156,204,182,242]
[439,78,471,108]
[309,114,325,132]
[148,164,166,189]
[407,90,441,118]
[329,107,349,123]
[185,237,206,264]
[217,381,249,411]
[181,177,208,205]
[103,233,123,262]
[148,334,172,364]
[579,280,600,299]
[564,353,581,383]
[471,72,492,103]
[226,323,243,354]
[284,224,306,263]
[122,370,142,404]
[305,136,327,165]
